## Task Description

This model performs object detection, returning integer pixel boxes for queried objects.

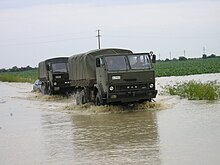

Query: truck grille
[115,84,148,91]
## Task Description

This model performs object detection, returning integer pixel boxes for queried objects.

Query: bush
[164,80,219,100]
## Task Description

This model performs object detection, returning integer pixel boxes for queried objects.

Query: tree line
[0,66,37,73]
[159,53,219,62]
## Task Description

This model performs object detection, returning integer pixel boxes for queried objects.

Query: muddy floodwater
[1,73,220,165]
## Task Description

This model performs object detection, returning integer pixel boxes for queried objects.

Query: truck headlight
[149,83,154,89]
[109,86,114,91]
[112,76,121,80]
[54,82,57,86]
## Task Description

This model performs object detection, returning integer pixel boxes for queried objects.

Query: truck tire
[48,84,53,95]
[41,84,48,95]
[95,94,103,106]
[76,90,80,105]
[76,89,86,105]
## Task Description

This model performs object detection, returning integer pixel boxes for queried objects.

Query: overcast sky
[0,0,220,68]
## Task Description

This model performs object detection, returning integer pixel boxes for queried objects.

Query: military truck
[68,48,157,105]
[38,57,72,95]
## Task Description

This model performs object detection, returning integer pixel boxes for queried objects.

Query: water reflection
[41,112,75,164]
[41,111,160,164]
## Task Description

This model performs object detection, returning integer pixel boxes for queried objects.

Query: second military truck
[69,48,157,105]
[38,57,72,95]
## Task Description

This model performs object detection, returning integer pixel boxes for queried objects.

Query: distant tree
[0,68,6,72]
[11,66,18,72]
[208,54,216,58]
[172,58,178,61]
[26,65,32,70]
[202,54,207,59]
[1,65,37,73]
[179,56,187,61]
[165,58,170,62]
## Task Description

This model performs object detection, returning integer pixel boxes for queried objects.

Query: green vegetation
[155,58,220,77]
[164,80,220,100]
[0,70,37,83]
[1,57,220,83]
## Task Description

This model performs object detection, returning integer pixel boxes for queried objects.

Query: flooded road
[1,73,220,165]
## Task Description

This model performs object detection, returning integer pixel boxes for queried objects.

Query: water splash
[65,101,167,114]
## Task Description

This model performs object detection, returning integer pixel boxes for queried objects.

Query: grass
[0,70,37,83]
[164,80,220,100]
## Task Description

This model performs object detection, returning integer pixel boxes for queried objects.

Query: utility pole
[184,49,186,57]
[96,29,101,49]
[203,46,206,54]
[169,52,172,60]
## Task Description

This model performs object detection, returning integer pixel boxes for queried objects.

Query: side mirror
[96,58,101,67]
[152,54,156,63]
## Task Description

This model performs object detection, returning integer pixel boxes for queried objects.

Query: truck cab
[95,53,157,105]
[38,57,72,95]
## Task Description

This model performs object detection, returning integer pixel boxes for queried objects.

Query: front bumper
[106,89,157,103]
[52,82,73,92]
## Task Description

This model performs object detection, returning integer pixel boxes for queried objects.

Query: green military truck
[69,48,157,105]
[38,57,72,95]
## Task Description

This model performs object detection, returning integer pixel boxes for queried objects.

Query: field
[0,58,220,83]
[155,57,220,77]
[0,70,37,83]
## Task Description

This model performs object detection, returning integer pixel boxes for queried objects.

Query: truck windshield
[105,56,128,71]
[128,54,151,69]
[51,63,68,72]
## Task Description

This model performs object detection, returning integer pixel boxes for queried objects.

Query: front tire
[48,84,54,95]
[41,83,48,95]
[95,94,103,106]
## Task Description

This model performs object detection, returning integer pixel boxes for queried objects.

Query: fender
[94,83,105,98]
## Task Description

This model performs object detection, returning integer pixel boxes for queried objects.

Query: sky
[0,0,220,68]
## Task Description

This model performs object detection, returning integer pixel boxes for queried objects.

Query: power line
[0,36,94,47]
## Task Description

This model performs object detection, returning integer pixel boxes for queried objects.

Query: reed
[164,80,219,100]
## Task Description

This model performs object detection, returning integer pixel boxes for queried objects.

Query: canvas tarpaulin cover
[68,48,132,85]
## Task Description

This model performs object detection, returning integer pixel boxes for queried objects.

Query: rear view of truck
[38,57,72,95]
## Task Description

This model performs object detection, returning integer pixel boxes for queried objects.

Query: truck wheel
[76,91,80,105]
[41,84,47,95]
[81,90,86,104]
[95,94,103,106]
[48,85,53,95]
[76,89,86,105]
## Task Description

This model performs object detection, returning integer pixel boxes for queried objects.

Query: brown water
[1,74,220,165]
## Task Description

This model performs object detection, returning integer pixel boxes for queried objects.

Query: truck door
[95,57,107,93]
